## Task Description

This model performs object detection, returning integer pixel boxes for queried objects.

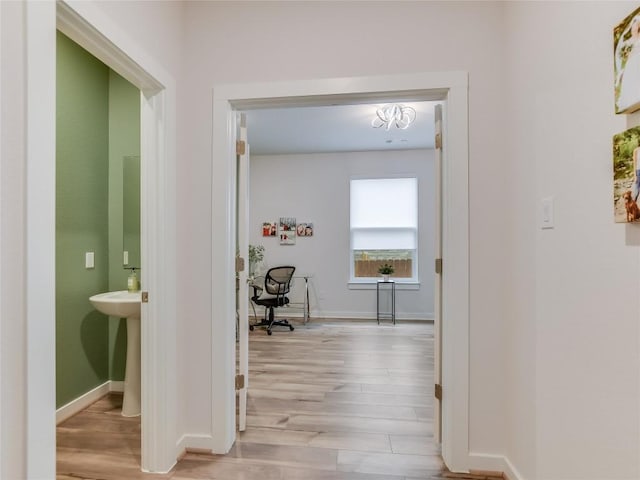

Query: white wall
[181,0,508,463]
[505,2,640,479]
[249,149,434,320]
[1,2,27,477]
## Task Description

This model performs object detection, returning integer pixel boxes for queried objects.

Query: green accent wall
[56,32,110,407]
[108,70,141,381]
[56,32,140,408]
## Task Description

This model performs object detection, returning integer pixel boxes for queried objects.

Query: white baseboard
[176,434,214,458]
[503,455,526,480]
[468,453,525,480]
[56,380,124,424]
[270,310,434,321]
[110,380,124,392]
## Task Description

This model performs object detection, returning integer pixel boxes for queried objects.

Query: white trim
[0,3,3,475]
[26,2,57,477]
[237,113,250,432]
[439,76,469,473]
[210,97,237,453]
[139,86,178,475]
[467,453,526,480]
[175,434,215,457]
[55,380,124,425]
[266,310,434,321]
[57,1,166,94]
[212,71,470,471]
[110,380,124,392]
[503,456,527,480]
[0,0,2,471]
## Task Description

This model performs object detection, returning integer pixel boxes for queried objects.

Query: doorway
[18,2,177,476]
[55,3,177,473]
[211,72,470,472]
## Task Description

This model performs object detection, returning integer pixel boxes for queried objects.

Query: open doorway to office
[211,71,470,473]
[234,100,440,476]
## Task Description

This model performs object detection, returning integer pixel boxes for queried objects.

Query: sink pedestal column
[122,316,141,417]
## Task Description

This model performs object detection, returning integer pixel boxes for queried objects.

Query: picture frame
[279,217,296,245]
[262,221,277,237]
[613,126,640,223]
[296,222,314,237]
[614,6,640,113]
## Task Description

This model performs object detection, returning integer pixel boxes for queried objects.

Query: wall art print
[296,222,314,237]
[613,126,640,223]
[279,217,296,245]
[615,6,640,113]
[262,221,277,237]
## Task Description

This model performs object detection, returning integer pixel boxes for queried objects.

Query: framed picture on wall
[296,222,314,237]
[613,126,640,223]
[279,217,296,245]
[614,6,640,113]
[262,221,276,237]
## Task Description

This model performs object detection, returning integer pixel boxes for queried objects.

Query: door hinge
[435,132,442,149]
[435,383,442,400]
[435,258,442,274]
[235,374,245,390]
[236,140,246,156]
[236,256,245,273]
[141,291,149,303]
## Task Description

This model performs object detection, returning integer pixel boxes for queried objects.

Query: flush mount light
[372,104,416,130]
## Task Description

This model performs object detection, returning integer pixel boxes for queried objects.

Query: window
[350,177,418,282]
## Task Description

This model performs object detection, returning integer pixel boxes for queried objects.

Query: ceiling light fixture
[372,104,416,130]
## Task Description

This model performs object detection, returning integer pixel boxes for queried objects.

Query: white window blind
[350,178,418,249]
[350,177,418,281]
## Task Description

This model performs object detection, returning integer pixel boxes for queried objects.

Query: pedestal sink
[89,290,142,417]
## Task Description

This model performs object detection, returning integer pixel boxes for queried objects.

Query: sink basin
[89,290,141,318]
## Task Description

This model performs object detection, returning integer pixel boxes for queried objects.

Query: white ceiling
[245,101,439,156]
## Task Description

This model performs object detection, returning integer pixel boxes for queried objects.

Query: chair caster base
[289,325,294,331]
[267,329,272,335]
[249,325,254,331]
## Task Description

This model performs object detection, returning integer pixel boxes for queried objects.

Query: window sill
[348,281,421,290]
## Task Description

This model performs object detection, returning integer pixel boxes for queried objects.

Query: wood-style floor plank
[57,320,502,480]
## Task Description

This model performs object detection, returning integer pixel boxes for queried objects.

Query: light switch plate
[85,252,95,269]
[541,196,554,229]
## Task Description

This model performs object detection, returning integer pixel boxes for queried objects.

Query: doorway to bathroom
[55,28,141,422]
[44,2,178,475]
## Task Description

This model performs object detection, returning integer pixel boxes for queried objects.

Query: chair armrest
[251,284,263,298]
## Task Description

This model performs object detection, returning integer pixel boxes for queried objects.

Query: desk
[376,280,395,325]
[250,274,312,324]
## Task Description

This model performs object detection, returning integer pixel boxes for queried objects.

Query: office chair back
[250,266,296,335]
[264,266,295,298]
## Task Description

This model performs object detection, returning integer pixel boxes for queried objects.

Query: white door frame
[211,71,470,472]
[22,1,177,475]
[236,113,250,432]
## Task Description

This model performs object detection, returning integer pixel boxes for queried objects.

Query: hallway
[57,320,502,479]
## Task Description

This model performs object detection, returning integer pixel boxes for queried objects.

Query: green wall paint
[108,70,140,381]
[56,32,110,407]
[56,32,140,407]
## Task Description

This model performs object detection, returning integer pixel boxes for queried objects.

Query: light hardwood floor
[57,320,502,480]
